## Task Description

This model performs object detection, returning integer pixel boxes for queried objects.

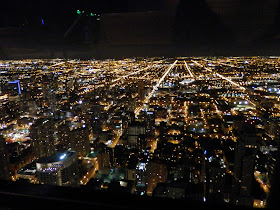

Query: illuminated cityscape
[1,56,280,208]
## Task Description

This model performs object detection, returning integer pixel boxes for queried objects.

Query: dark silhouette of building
[266,150,280,210]
[90,104,102,134]
[0,135,10,180]
[206,155,227,203]
[232,122,258,206]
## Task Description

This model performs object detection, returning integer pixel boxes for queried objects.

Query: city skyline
[0,56,280,208]
[1,1,280,209]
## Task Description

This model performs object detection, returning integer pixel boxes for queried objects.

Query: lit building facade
[127,121,146,149]
[69,127,90,157]
[146,161,168,195]
[36,150,79,187]
[30,118,56,158]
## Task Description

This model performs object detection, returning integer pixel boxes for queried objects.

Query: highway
[184,60,195,78]
[111,66,150,83]
[49,61,66,67]
[134,60,178,116]
[191,60,246,90]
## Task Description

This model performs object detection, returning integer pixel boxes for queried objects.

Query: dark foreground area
[0,180,254,210]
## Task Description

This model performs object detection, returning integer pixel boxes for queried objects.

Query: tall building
[97,152,111,174]
[265,119,280,141]
[266,150,280,209]
[0,135,10,180]
[135,161,148,195]
[207,155,227,203]
[36,150,79,187]
[69,127,90,157]
[42,74,58,115]
[6,80,21,96]
[56,122,71,149]
[90,104,102,135]
[57,123,90,157]
[232,121,258,207]
[30,118,56,158]
[127,121,146,149]
[146,161,168,195]
[137,81,146,101]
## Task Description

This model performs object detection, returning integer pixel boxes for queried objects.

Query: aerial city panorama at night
[2,0,280,209]
[0,57,280,208]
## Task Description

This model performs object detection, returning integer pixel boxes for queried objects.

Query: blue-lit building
[36,150,79,187]
[7,80,21,95]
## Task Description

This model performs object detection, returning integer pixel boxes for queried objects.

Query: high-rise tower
[232,121,258,206]
[30,118,56,158]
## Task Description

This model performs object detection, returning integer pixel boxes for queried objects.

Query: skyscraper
[56,122,71,149]
[97,152,111,174]
[70,126,90,157]
[127,121,146,149]
[90,103,102,135]
[135,161,148,195]
[146,161,168,195]
[57,123,90,157]
[232,121,258,206]
[207,155,227,203]
[30,118,56,158]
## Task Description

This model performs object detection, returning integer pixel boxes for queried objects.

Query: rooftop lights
[59,153,67,160]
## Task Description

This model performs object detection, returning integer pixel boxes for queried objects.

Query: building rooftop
[37,150,76,164]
